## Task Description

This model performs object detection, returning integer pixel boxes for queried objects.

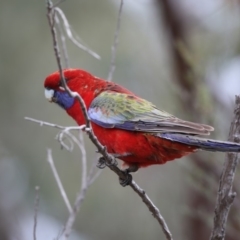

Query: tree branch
[210,96,240,240]
[55,13,70,68]
[130,181,172,240]
[45,1,173,239]
[107,0,124,81]
[47,149,73,213]
[54,7,100,60]
[26,117,173,240]
[33,186,40,240]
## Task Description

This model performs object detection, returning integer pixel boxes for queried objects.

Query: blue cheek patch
[54,91,75,109]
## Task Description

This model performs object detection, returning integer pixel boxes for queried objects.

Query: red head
[44,68,110,125]
[44,68,106,107]
[44,68,134,125]
[44,68,105,94]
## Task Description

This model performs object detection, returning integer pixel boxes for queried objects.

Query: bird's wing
[88,91,213,135]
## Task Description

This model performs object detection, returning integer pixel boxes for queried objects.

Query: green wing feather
[88,91,213,135]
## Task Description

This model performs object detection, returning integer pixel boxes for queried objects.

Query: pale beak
[44,89,55,102]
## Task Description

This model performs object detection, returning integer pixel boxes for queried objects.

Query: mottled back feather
[88,91,214,135]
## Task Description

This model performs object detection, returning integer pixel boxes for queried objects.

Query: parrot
[44,68,240,185]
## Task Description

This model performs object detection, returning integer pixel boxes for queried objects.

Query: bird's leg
[96,156,108,169]
[119,163,139,187]
[96,154,118,169]
[105,156,118,167]
[96,152,131,169]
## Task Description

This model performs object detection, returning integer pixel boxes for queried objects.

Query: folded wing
[88,91,214,136]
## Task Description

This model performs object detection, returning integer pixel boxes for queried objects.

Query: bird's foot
[119,169,133,187]
[96,156,118,169]
[96,157,107,169]
[105,156,118,167]
[119,164,139,187]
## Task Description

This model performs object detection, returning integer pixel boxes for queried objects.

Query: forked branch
[210,96,240,240]
[44,1,173,239]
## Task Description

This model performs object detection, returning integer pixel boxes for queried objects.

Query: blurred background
[1,0,240,239]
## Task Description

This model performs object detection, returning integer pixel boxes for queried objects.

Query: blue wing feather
[160,133,240,152]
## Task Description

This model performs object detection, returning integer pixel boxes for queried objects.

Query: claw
[105,157,118,167]
[118,164,138,187]
[119,170,132,187]
[96,156,118,169]
[96,157,107,169]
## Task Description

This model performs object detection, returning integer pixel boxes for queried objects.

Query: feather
[89,91,213,135]
[159,133,240,152]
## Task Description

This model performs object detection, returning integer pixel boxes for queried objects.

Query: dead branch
[44,1,173,239]
[47,149,72,213]
[210,96,240,240]
[107,0,124,81]
[33,186,40,240]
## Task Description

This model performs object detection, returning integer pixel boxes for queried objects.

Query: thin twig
[55,14,70,68]
[25,117,85,131]
[52,0,65,8]
[107,0,124,81]
[25,117,98,181]
[26,115,95,239]
[87,157,102,187]
[25,117,65,129]
[47,149,73,213]
[63,188,87,239]
[33,186,40,240]
[57,131,74,151]
[27,116,172,239]
[130,181,173,240]
[62,133,88,239]
[210,96,240,240]
[47,0,92,132]
[26,117,101,185]
[62,130,88,193]
[25,117,85,151]
[54,7,101,60]
[78,131,87,190]
[45,1,172,239]
[87,168,102,187]
[57,125,86,151]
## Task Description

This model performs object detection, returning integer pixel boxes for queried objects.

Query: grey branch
[130,181,173,240]
[25,117,102,237]
[33,186,40,240]
[54,7,101,60]
[46,1,172,240]
[107,0,124,81]
[47,149,73,213]
[210,96,240,240]
[25,117,70,129]
[55,13,70,68]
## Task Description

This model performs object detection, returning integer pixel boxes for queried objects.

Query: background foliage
[1,0,240,239]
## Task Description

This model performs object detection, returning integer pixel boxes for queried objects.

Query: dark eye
[52,91,58,102]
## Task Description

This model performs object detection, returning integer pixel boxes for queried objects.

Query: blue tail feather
[159,133,240,152]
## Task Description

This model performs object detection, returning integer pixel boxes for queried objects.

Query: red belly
[92,123,197,168]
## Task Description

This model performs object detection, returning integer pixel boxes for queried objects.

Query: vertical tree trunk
[154,0,239,239]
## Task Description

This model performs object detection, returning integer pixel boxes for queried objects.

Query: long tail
[159,133,240,152]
